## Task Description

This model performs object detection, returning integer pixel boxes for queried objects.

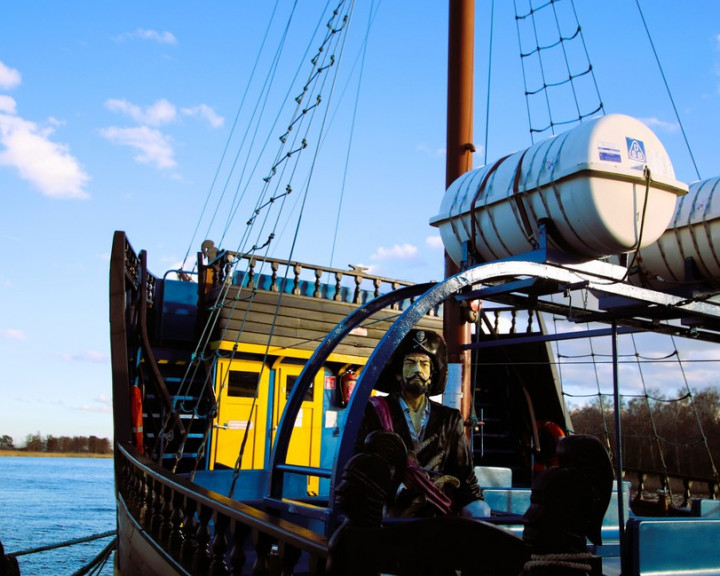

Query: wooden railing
[624,467,719,508]
[116,444,329,575]
[199,241,439,314]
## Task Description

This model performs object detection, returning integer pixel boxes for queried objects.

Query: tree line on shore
[0,433,112,454]
[569,386,720,480]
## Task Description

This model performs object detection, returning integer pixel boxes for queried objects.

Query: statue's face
[400,352,432,396]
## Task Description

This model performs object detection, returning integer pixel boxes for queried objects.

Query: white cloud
[78,400,112,413]
[100,125,176,169]
[640,117,679,133]
[62,350,111,364]
[103,98,223,170]
[0,60,21,90]
[84,395,113,413]
[118,28,178,45]
[0,95,17,114]
[425,235,444,249]
[0,97,90,199]
[370,243,419,261]
[106,98,177,126]
[182,104,224,128]
[416,143,445,157]
[0,328,26,340]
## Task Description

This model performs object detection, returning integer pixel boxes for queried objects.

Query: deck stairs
[140,346,211,473]
[138,277,212,473]
[471,308,567,487]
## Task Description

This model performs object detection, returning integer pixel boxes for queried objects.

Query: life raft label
[598,142,621,162]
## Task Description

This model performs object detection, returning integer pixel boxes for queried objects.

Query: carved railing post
[307,551,327,576]
[125,464,139,515]
[180,499,199,567]
[353,273,363,304]
[150,478,165,537]
[292,264,302,295]
[373,277,381,299]
[278,542,301,575]
[333,272,343,301]
[253,530,274,575]
[634,472,646,502]
[158,483,174,544]
[209,512,230,576]
[246,258,256,290]
[136,471,149,524]
[192,504,213,574]
[168,491,186,559]
[314,268,323,298]
[683,478,693,507]
[142,475,155,529]
[229,521,251,576]
[270,261,279,292]
[709,480,719,500]
[133,467,146,517]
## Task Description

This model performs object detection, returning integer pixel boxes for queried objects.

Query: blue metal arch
[268,282,436,499]
[265,259,662,528]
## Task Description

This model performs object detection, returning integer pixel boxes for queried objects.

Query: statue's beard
[402,375,431,396]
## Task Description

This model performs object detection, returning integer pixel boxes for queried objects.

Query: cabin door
[272,363,324,495]
[210,358,269,470]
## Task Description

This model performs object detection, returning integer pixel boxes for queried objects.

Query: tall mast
[444,0,475,423]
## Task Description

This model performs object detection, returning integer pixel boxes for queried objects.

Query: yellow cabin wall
[210,358,269,470]
[208,342,364,497]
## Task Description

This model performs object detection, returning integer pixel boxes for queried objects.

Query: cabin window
[227,370,260,398]
[285,375,313,401]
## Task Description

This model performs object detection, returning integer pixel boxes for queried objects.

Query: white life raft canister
[430,114,688,266]
[634,176,720,288]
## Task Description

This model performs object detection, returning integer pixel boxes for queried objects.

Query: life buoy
[533,420,565,474]
[130,386,144,454]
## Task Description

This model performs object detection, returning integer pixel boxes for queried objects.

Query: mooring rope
[7,530,116,558]
[69,536,117,576]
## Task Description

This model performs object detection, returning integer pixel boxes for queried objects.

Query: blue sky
[2,1,720,445]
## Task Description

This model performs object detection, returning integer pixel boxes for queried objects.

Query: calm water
[0,457,115,576]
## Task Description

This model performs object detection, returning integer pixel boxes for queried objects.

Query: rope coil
[521,552,594,574]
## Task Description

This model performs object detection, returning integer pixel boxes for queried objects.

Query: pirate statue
[354,329,488,518]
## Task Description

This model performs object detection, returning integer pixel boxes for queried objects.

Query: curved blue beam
[268,282,436,498]
[326,260,601,527]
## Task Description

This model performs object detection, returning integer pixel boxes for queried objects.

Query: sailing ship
[110,1,720,575]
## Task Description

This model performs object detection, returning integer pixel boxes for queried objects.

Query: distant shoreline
[0,450,112,458]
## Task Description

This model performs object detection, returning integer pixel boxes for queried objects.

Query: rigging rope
[482,0,495,166]
[181,0,287,271]
[629,332,673,496]
[328,0,377,270]
[230,0,356,497]
[153,0,356,482]
[557,323,720,496]
[513,0,604,142]
[669,334,720,482]
[633,0,701,180]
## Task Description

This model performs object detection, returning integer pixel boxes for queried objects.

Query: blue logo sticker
[626,138,646,163]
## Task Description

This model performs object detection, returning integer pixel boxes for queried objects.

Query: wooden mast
[444,0,475,424]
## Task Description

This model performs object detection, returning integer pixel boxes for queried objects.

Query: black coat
[357,393,483,511]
